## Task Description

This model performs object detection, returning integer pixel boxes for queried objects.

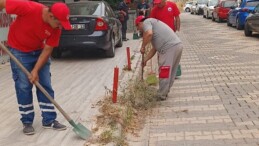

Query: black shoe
[43,120,67,131]
[23,123,35,135]
[123,38,129,41]
[154,94,168,101]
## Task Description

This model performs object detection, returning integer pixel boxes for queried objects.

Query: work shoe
[43,120,67,131]
[123,38,129,41]
[154,94,168,101]
[23,123,35,135]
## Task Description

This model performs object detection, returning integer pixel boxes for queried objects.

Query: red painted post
[112,67,119,103]
[126,47,131,70]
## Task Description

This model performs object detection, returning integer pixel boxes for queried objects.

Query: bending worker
[0,0,71,135]
[136,16,183,100]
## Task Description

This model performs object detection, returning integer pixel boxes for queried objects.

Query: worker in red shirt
[0,0,71,135]
[150,0,180,32]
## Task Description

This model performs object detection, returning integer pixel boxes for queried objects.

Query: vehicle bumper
[58,31,111,51]
[208,9,213,17]
[219,12,228,20]
[198,8,204,14]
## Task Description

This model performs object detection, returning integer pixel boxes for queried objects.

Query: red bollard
[112,67,119,103]
[126,47,131,70]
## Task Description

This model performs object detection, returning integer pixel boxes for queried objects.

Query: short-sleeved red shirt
[150,1,180,32]
[6,0,61,52]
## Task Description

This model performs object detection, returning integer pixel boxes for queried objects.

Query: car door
[228,2,239,24]
[105,4,120,43]
[249,4,259,31]
[215,1,221,18]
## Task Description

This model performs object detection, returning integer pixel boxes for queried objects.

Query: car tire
[236,18,242,30]
[185,8,190,12]
[203,14,206,18]
[244,22,252,36]
[206,12,209,19]
[212,14,215,21]
[116,32,123,47]
[105,36,115,58]
[227,18,232,26]
[52,48,62,58]
[218,18,222,23]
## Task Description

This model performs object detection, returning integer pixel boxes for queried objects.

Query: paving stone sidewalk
[132,13,259,146]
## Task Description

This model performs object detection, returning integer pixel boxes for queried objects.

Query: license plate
[72,24,86,30]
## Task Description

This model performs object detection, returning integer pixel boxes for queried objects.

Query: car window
[197,0,208,4]
[254,4,259,12]
[68,2,103,16]
[209,0,218,6]
[223,1,236,7]
[106,4,115,17]
[245,1,259,7]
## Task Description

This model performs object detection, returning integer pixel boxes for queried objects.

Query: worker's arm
[143,47,156,66]
[29,45,53,83]
[140,30,153,54]
[175,16,180,31]
[0,0,6,11]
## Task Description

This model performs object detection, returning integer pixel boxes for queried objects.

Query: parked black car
[244,4,259,36]
[52,1,123,58]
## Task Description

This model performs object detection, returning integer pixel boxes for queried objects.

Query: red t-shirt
[6,0,61,52]
[150,1,180,32]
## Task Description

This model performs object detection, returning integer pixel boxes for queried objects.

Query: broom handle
[141,53,144,80]
[0,43,72,122]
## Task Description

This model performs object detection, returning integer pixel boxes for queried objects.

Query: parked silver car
[183,1,194,12]
[195,0,209,15]
[203,0,218,18]
[190,1,197,14]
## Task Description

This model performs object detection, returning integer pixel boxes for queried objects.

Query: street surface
[0,12,259,146]
[135,13,259,146]
[0,35,141,146]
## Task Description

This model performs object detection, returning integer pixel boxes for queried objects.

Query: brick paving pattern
[146,13,259,146]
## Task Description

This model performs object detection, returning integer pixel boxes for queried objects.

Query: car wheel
[52,48,62,58]
[227,18,232,26]
[236,18,242,30]
[218,17,222,23]
[244,22,252,36]
[203,14,206,18]
[185,8,190,12]
[105,36,115,58]
[212,14,215,21]
[116,32,123,47]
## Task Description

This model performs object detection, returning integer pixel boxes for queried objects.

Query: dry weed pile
[89,79,157,146]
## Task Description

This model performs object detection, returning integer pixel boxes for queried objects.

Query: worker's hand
[121,10,126,16]
[142,60,147,67]
[29,69,39,84]
[140,47,145,54]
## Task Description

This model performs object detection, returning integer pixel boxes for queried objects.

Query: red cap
[135,15,145,26]
[51,2,72,30]
[153,0,162,4]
